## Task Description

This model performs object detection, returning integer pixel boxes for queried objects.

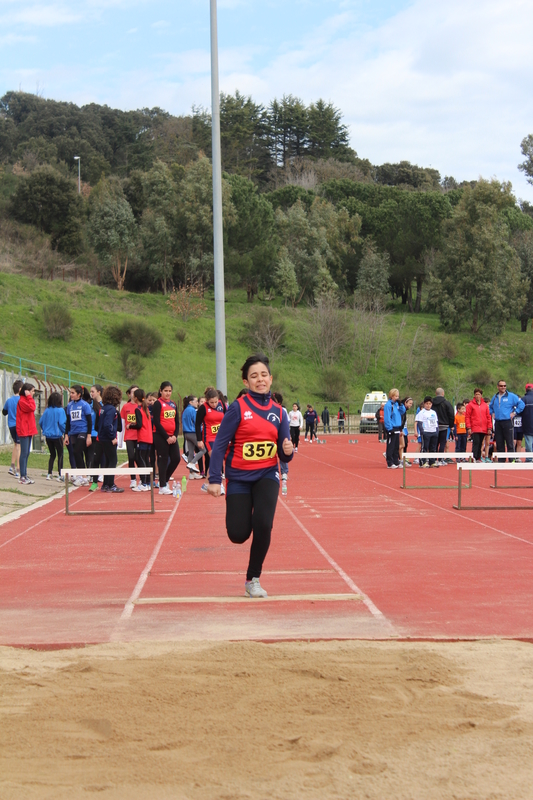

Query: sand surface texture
[1,639,533,799]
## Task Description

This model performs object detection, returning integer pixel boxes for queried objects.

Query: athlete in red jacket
[465,390,492,461]
[16,383,37,484]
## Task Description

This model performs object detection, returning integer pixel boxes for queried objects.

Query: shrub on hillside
[246,307,286,358]
[110,319,163,357]
[121,351,144,382]
[470,367,493,389]
[175,329,187,342]
[42,301,73,340]
[320,366,348,401]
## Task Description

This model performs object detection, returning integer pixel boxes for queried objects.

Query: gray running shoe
[245,577,268,598]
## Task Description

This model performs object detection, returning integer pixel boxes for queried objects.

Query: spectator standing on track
[288,403,303,451]
[121,385,139,489]
[383,389,406,469]
[64,384,92,484]
[520,383,533,460]
[454,402,467,460]
[415,396,439,467]
[181,395,204,478]
[398,396,413,466]
[129,389,153,492]
[337,407,346,433]
[305,405,318,442]
[489,380,524,461]
[513,412,524,453]
[196,387,226,492]
[97,385,124,494]
[16,383,37,485]
[152,381,180,496]
[465,390,492,462]
[321,406,331,434]
[146,392,158,486]
[2,379,23,478]
[39,391,66,481]
[273,392,290,495]
[431,388,455,465]
[376,402,386,443]
[206,354,293,598]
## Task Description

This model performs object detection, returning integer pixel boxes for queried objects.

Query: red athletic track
[1,438,533,648]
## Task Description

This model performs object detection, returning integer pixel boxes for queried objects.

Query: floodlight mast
[210,0,227,396]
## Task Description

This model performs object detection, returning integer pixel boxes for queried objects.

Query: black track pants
[225,478,279,581]
[153,433,180,488]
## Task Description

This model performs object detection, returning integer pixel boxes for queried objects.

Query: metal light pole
[73,156,80,194]
[210,0,227,395]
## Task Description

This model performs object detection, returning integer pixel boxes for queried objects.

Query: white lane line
[302,452,533,548]
[278,498,395,631]
[118,501,180,621]
[0,491,86,549]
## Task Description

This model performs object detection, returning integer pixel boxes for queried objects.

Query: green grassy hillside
[0,270,531,407]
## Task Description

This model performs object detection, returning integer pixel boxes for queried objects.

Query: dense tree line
[2,90,533,333]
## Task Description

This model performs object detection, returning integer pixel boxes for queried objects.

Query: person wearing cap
[521,383,533,461]
[489,380,525,461]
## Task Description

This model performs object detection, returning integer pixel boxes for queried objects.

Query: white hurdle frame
[401,453,473,490]
[60,467,155,515]
[454,461,533,510]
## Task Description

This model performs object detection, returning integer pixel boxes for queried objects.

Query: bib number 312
[243,441,277,461]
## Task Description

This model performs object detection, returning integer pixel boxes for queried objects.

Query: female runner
[64,384,92,485]
[121,385,139,489]
[207,354,293,598]
[195,387,226,491]
[129,389,153,492]
[151,381,180,495]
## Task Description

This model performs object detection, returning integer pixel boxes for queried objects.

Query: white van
[359,391,387,433]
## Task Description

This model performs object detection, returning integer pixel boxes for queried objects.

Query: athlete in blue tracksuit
[489,383,525,458]
[207,354,293,598]
[39,392,66,478]
[383,390,406,468]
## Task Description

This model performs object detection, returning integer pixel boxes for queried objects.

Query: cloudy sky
[1,0,532,199]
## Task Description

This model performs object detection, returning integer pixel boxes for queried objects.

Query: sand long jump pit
[1,638,533,800]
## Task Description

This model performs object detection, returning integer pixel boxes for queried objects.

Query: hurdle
[490,452,533,488]
[401,453,473,490]
[454,462,533,510]
[60,467,155,515]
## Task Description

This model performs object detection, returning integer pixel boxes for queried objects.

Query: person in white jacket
[288,403,303,451]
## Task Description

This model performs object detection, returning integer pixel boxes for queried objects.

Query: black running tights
[153,433,180,488]
[46,437,63,475]
[225,478,279,581]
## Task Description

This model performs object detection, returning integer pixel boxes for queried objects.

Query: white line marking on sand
[118,501,180,621]
[279,499,395,631]
[134,593,363,605]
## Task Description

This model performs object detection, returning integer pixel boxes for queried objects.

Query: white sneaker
[140,484,151,492]
[46,474,52,481]
[187,462,200,473]
[181,453,189,464]
[130,479,136,489]
[56,475,64,483]
[131,485,143,492]
[245,577,268,598]
[98,475,104,482]
[159,486,173,495]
